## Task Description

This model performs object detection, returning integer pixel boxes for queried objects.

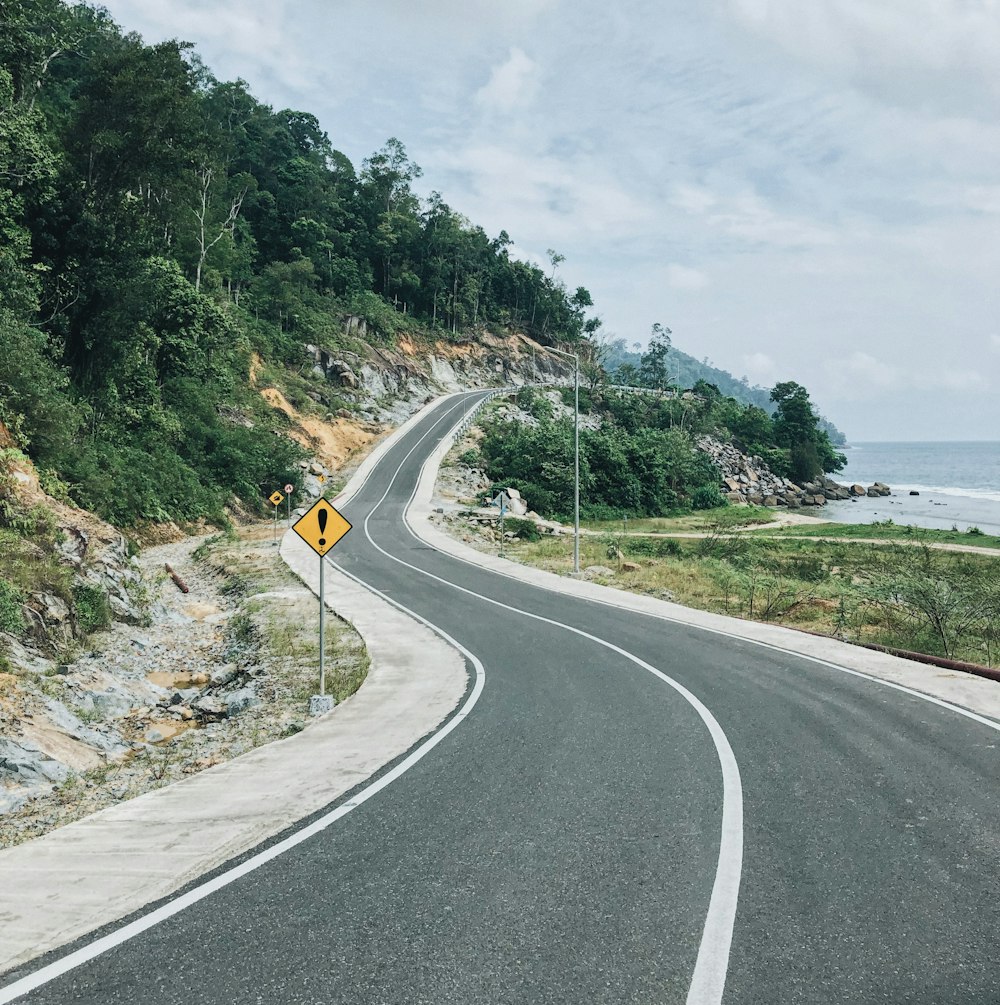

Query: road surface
[3,392,998,1004]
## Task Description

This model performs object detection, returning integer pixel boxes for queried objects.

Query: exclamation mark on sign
[318,508,328,547]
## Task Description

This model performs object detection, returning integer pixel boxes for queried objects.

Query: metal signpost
[547,348,581,575]
[269,490,284,543]
[488,491,512,558]
[284,483,294,527]
[291,498,352,716]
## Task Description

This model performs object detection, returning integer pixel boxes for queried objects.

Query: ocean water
[822,441,1000,535]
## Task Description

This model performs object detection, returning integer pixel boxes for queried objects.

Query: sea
[822,441,1000,536]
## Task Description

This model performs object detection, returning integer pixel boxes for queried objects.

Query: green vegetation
[0,579,25,635]
[481,380,840,521]
[604,337,847,446]
[506,533,1000,666]
[749,520,1000,551]
[72,583,110,634]
[0,2,596,527]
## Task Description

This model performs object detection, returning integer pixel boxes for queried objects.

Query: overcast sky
[99,0,1000,441]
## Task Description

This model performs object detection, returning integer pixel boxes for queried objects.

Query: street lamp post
[548,347,580,575]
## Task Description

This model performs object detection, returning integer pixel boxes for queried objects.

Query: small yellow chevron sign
[292,498,351,557]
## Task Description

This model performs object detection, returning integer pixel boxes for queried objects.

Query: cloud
[990,335,1000,354]
[670,185,717,214]
[707,193,834,248]
[829,351,900,392]
[475,48,539,113]
[742,351,777,382]
[913,368,986,391]
[724,0,1000,117]
[666,264,709,290]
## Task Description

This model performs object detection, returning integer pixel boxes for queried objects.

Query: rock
[189,672,210,687]
[56,527,89,566]
[191,695,226,719]
[763,495,779,507]
[873,482,891,496]
[211,663,240,686]
[0,787,27,814]
[850,484,866,496]
[866,486,880,497]
[813,494,827,506]
[309,694,336,717]
[909,490,920,496]
[0,739,70,785]
[36,593,70,625]
[224,687,259,718]
[621,561,641,572]
[582,565,616,580]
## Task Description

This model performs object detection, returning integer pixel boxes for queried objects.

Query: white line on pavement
[343,399,744,1005]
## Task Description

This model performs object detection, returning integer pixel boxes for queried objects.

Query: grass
[582,505,775,535]
[502,529,1000,666]
[748,520,1000,550]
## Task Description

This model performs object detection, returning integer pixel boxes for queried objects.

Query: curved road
[5,393,999,1003]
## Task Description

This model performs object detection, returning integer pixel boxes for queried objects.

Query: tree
[770,381,846,482]
[639,323,672,391]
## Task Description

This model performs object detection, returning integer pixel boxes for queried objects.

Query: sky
[98,0,1000,441]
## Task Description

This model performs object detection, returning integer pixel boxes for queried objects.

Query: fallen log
[164,563,190,594]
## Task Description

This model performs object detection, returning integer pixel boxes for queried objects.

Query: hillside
[603,338,847,445]
[0,0,590,529]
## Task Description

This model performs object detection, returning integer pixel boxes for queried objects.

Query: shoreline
[821,485,1000,536]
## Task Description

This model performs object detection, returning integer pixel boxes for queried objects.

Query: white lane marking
[407,409,1000,737]
[0,400,485,1005]
[340,403,744,1005]
[334,390,487,509]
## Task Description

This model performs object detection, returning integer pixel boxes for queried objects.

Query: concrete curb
[0,399,471,977]
[409,397,1000,724]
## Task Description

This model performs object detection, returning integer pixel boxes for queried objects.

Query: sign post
[488,490,512,559]
[291,498,352,716]
[284,483,294,527]
[268,490,284,544]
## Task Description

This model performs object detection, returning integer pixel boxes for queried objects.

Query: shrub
[458,448,481,467]
[0,579,25,635]
[504,517,541,541]
[625,536,682,558]
[73,583,111,634]
[691,484,728,510]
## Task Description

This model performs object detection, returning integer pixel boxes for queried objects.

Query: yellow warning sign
[269,490,284,507]
[292,498,351,557]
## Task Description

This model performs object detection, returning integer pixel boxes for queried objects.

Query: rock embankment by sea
[696,436,891,508]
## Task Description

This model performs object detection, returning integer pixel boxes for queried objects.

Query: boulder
[582,565,616,580]
[0,739,69,785]
[621,561,641,572]
[813,494,827,506]
[225,687,259,718]
[850,484,866,496]
[763,495,779,507]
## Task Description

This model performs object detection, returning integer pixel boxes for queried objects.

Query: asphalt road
[6,393,999,1004]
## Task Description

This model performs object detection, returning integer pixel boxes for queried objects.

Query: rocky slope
[696,435,891,508]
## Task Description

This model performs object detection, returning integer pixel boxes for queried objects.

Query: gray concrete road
[2,391,998,1004]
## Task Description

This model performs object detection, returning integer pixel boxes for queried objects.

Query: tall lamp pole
[548,347,580,575]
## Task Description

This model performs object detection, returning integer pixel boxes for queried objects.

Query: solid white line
[408,408,1000,737]
[345,400,744,1005]
[0,398,486,1005]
